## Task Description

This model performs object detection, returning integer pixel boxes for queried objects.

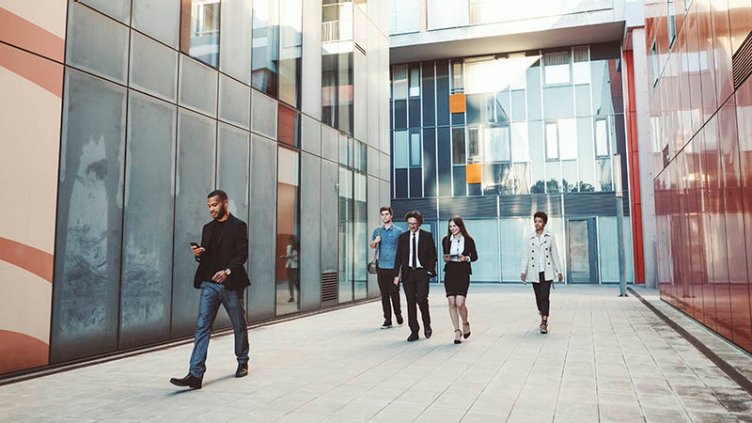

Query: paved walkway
[2,285,752,423]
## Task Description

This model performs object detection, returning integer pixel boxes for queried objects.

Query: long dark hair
[447,216,472,241]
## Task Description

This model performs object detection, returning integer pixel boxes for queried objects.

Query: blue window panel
[453,165,466,196]
[394,99,407,129]
[395,168,409,198]
[409,168,423,198]
[451,112,465,126]
[468,183,481,196]
[437,127,452,197]
[422,62,435,127]
[423,128,437,197]
[408,98,421,128]
[436,60,450,126]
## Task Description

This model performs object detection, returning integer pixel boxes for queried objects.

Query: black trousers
[533,272,552,317]
[377,268,401,322]
[403,268,431,334]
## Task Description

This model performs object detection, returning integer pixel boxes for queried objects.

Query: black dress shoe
[407,332,419,342]
[236,363,248,378]
[381,320,392,329]
[396,315,404,325]
[170,374,202,389]
[424,327,432,339]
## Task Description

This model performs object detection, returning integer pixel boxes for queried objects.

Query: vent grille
[500,195,534,217]
[438,196,497,219]
[321,272,338,306]
[531,194,563,216]
[733,31,752,90]
[563,192,631,216]
[391,198,438,220]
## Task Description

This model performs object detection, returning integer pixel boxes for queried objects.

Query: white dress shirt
[449,234,465,259]
[408,230,423,268]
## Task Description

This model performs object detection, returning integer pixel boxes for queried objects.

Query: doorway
[567,218,598,283]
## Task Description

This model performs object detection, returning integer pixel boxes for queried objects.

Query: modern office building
[646,0,752,354]
[386,0,650,286]
[0,0,391,377]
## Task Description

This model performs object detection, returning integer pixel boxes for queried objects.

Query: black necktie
[411,232,417,268]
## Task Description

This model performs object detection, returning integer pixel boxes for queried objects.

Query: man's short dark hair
[533,211,548,224]
[405,210,423,225]
[379,206,393,215]
[207,190,228,202]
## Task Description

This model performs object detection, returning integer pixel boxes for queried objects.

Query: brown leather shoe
[170,374,202,389]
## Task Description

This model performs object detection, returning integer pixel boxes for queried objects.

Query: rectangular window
[276,146,300,314]
[279,0,303,107]
[409,131,421,167]
[572,46,590,85]
[451,61,464,94]
[409,65,420,97]
[545,122,559,160]
[595,118,609,157]
[468,127,481,163]
[452,127,466,164]
[278,104,300,147]
[668,0,677,48]
[393,65,408,99]
[543,51,570,85]
[252,0,280,96]
[394,130,408,168]
[180,0,221,68]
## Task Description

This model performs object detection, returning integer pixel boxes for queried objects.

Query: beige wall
[0,1,66,375]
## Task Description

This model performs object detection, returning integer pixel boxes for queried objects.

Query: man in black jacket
[171,190,250,389]
[393,210,438,342]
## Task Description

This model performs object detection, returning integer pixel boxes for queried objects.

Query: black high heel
[454,329,462,344]
[462,322,471,339]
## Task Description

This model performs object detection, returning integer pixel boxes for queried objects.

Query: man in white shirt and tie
[393,211,438,342]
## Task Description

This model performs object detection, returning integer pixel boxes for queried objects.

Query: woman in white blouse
[441,216,478,344]
[520,211,563,334]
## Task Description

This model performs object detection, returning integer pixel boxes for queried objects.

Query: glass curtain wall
[390,43,631,284]
[322,0,355,134]
[252,0,302,106]
[338,134,369,301]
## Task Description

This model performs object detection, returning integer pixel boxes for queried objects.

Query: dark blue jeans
[189,282,249,378]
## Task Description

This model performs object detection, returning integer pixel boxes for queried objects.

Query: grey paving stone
[1,285,751,423]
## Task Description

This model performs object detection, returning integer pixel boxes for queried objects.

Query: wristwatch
[224,268,232,276]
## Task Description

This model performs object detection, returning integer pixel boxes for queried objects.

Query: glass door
[567,218,598,283]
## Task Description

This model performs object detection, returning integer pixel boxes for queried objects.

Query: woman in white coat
[520,211,563,334]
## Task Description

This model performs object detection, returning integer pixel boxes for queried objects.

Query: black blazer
[441,235,479,275]
[393,229,438,278]
[194,214,250,291]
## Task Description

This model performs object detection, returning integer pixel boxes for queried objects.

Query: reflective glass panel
[180,0,221,68]
[277,147,301,315]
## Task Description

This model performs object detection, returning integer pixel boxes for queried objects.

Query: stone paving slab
[1,285,751,422]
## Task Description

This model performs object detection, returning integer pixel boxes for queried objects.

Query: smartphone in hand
[189,242,199,248]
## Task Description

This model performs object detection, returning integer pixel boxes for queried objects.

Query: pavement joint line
[615,295,694,421]
[628,287,752,397]
[0,297,379,387]
[502,312,556,422]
